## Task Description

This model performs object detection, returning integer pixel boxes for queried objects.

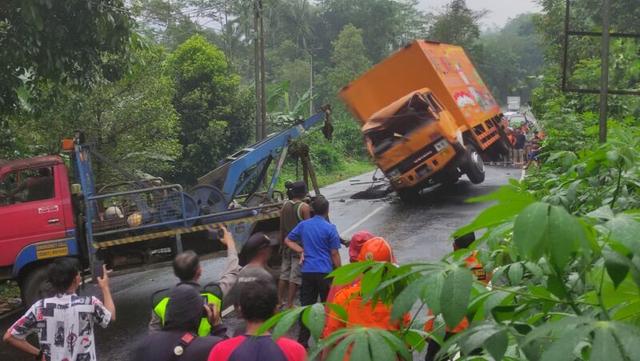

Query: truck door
[0,166,67,267]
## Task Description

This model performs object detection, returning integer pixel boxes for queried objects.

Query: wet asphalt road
[0,166,516,361]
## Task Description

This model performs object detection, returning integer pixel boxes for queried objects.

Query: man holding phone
[3,257,115,361]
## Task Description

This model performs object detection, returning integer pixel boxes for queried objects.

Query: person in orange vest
[324,230,376,304]
[424,232,490,361]
[322,237,408,360]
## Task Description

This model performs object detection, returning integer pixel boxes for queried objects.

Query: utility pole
[309,55,313,117]
[258,0,267,140]
[253,0,262,141]
[598,0,610,143]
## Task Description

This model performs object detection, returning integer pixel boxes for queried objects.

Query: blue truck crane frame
[71,108,331,280]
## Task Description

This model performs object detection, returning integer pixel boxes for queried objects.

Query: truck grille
[385,138,443,175]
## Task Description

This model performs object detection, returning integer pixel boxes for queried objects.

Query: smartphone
[93,260,104,281]
[202,296,210,317]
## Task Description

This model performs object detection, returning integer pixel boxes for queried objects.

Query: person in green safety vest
[149,250,223,337]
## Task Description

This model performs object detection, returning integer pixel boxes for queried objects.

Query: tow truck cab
[0,156,79,293]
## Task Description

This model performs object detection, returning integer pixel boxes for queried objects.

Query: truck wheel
[21,265,53,307]
[465,145,486,184]
[397,187,420,203]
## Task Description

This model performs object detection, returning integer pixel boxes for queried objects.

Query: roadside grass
[0,280,21,314]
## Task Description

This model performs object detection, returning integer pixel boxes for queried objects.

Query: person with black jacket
[133,284,227,361]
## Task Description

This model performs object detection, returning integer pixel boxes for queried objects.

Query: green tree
[167,35,253,184]
[428,0,485,56]
[0,0,133,113]
[477,14,545,104]
[0,0,133,158]
[4,45,181,181]
[317,0,428,62]
[324,24,371,103]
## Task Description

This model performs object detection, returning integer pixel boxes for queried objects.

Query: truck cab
[0,156,79,302]
[362,89,460,195]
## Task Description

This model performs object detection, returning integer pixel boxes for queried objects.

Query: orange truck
[340,40,509,201]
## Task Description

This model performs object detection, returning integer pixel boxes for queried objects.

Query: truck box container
[340,40,504,152]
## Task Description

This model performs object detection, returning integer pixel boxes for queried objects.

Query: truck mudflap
[12,238,79,277]
[92,209,281,250]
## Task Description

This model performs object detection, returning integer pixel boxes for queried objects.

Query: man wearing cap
[133,284,227,361]
[208,268,306,361]
[278,181,311,309]
[284,195,342,348]
[222,231,277,307]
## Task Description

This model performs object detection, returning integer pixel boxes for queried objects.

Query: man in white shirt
[3,258,115,361]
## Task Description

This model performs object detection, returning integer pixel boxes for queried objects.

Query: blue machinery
[72,108,332,277]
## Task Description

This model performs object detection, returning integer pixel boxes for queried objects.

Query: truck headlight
[434,139,449,152]
[387,169,401,178]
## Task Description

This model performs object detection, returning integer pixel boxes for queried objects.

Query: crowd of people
[503,120,545,169]
[3,180,490,361]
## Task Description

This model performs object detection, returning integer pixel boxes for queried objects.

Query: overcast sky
[418,0,542,29]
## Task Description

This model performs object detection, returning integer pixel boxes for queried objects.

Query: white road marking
[340,205,385,239]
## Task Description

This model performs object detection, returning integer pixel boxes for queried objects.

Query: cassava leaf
[513,202,550,260]
[302,303,326,340]
[350,331,370,361]
[272,307,304,339]
[591,326,624,361]
[392,277,428,320]
[604,250,630,288]
[485,329,509,361]
[422,272,445,315]
[440,266,473,328]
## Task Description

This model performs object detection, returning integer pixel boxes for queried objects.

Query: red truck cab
[0,156,79,299]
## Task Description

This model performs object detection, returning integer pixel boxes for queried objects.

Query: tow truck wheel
[465,144,486,184]
[21,265,53,306]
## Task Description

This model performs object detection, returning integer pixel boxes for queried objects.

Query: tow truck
[0,107,332,305]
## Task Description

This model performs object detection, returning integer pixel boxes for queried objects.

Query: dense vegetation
[1,0,543,187]
[262,1,640,360]
[3,0,640,359]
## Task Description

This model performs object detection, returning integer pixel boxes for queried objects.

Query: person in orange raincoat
[424,232,490,361]
[322,237,409,360]
[324,230,376,304]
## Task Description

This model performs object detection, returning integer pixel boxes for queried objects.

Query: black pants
[297,272,331,347]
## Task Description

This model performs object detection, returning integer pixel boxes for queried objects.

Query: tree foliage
[0,0,134,114]
[4,45,181,182]
[428,0,485,56]
[477,14,545,104]
[167,34,253,184]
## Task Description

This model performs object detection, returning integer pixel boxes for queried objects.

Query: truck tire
[397,187,420,203]
[464,144,486,184]
[21,265,53,307]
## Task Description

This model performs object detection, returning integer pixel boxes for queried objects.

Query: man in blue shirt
[284,196,341,347]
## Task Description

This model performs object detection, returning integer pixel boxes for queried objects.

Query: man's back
[133,331,223,361]
[288,216,341,273]
[280,200,305,239]
[8,294,111,361]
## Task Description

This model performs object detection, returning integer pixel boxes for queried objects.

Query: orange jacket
[324,281,410,338]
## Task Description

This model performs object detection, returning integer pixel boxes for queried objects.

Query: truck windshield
[366,94,437,156]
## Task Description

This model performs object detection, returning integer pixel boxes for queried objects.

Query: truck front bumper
[385,139,457,189]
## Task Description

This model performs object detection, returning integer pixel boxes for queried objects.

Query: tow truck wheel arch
[13,239,81,306]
